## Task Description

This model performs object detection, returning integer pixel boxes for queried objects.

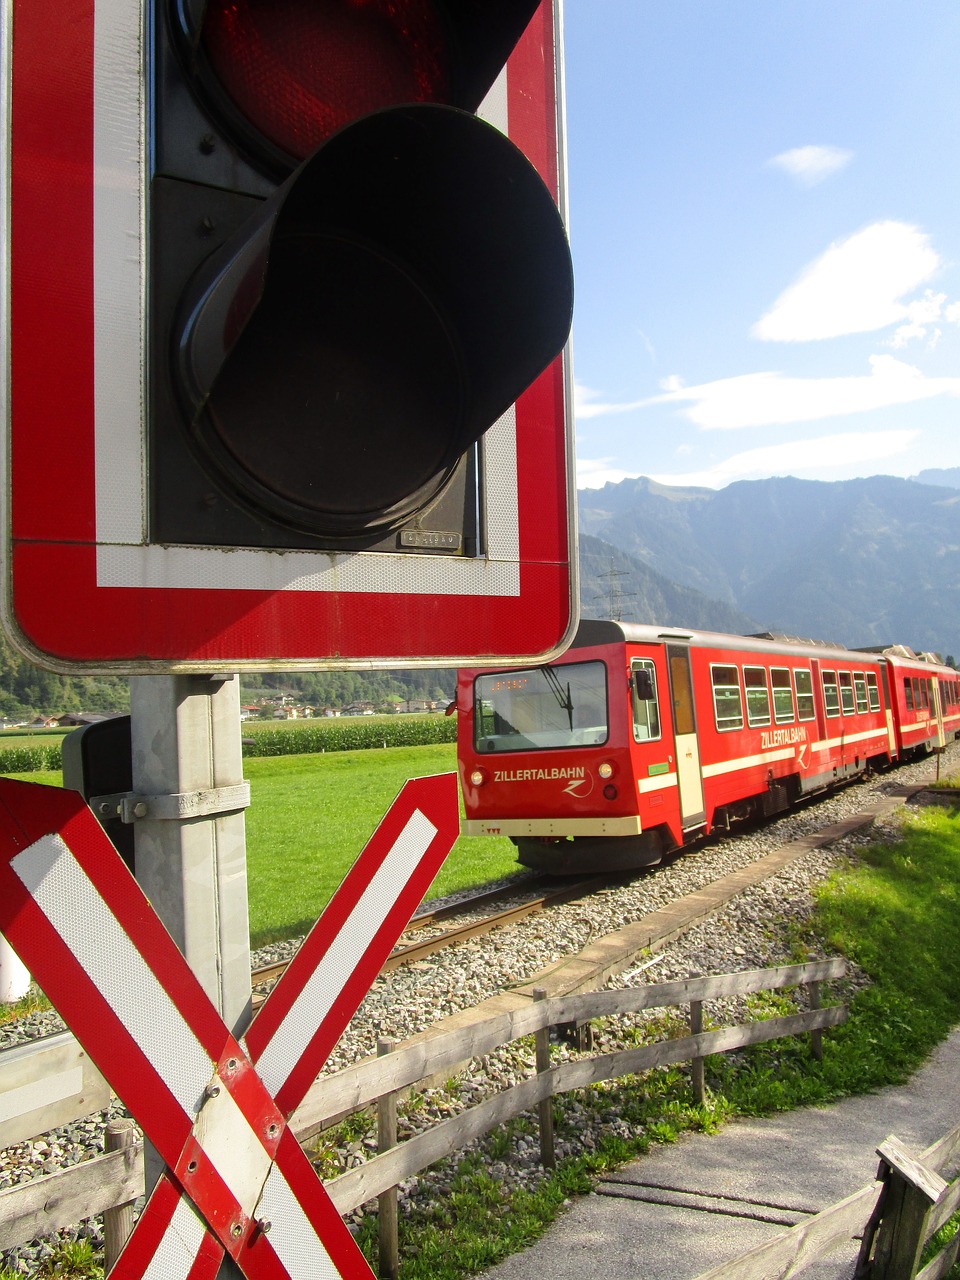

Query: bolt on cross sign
[0,772,460,1278]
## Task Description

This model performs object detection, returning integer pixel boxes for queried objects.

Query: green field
[244,745,517,945]
[2,746,520,948]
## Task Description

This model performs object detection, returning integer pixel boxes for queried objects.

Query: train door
[666,644,706,829]
[878,663,898,760]
[932,678,947,749]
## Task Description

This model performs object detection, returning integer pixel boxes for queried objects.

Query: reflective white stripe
[143,1195,209,1280]
[255,811,437,1097]
[256,1164,340,1280]
[637,772,677,794]
[702,748,795,778]
[11,834,210,1117]
[812,727,891,752]
[462,816,643,837]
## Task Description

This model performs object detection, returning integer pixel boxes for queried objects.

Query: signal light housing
[1,0,576,671]
[151,0,573,558]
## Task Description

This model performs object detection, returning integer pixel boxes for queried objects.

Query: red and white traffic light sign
[0,772,460,1278]
[0,0,576,673]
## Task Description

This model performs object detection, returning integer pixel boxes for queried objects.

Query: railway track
[250,873,612,998]
[250,753,951,1009]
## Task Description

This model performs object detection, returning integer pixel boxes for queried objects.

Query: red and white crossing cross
[0,772,460,1279]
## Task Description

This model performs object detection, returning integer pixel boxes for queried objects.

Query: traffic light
[2,0,576,669]
[150,0,573,555]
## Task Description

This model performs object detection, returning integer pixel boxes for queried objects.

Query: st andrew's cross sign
[0,773,460,1277]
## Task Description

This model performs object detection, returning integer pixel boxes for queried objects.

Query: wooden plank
[326,1074,550,1214]
[920,1116,960,1176]
[549,1008,847,1096]
[0,1144,144,1250]
[924,1174,960,1240]
[0,1032,110,1148]
[877,1136,948,1202]
[916,1227,960,1280]
[690,1182,882,1280]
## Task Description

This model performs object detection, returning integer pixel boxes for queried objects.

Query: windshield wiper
[541,665,574,732]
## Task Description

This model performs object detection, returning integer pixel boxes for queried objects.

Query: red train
[456,620,960,873]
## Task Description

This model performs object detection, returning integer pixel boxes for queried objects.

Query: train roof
[570,619,948,668]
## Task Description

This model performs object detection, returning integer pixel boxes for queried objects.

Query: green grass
[244,745,517,946]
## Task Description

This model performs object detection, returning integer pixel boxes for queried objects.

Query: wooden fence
[0,957,846,1273]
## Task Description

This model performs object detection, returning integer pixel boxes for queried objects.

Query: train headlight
[469,768,489,787]
[598,761,615,779]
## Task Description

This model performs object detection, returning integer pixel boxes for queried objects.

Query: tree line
[0,631,457,721]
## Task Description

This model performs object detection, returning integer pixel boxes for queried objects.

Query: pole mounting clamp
[87,783,251,823]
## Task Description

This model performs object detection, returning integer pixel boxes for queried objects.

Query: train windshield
[473,661,608,752]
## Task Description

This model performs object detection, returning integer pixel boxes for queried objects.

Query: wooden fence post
[687,968,706,1105]
[103,1117,137,1272]
[865,1136,948,1280]
[533,988,555,1168]
[377,1038,399,1280]
[807,980,823,1062]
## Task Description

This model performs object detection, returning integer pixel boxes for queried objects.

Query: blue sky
[562,1,960,490]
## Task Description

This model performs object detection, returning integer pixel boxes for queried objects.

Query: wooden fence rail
[0,958,847,1267]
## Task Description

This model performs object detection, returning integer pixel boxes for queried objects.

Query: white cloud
[573,381,612,420]
[575,355,960,432]
[768,144,853,187]
[659,354,960,429]
[890,289,951,348]
[576,457,637,489]
[577,428,920,491]
[645,429,920,490]
[753,221,940,341]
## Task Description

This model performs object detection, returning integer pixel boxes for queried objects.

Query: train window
[853,673,869,713]
[866,672,881,712]
[794,669,816,721]
[710,664,743,731]
[473,661,609,753]
[771,668,794,723]
[922,679,930,710]
[631,659,662,743]
[821,670,841,717]
[905,678,914,711]
[838,671,856,715]
[744,666,771,727]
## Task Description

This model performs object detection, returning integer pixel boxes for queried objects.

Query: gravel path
[0,746,953,1273]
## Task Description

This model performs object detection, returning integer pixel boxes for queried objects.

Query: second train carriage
[456,620,959,873]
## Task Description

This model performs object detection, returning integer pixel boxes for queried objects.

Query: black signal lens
[201,0,451,162]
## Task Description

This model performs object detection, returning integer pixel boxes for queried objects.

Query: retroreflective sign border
[0,772,460,1278]
[0,0,575,672]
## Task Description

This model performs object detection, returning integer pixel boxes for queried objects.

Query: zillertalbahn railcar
[456,620,960,873]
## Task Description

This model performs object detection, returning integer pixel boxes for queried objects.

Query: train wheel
[511,831,664,874]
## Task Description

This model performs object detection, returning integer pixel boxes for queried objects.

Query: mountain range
[577,470,960,659]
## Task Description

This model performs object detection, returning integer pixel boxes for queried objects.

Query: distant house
[56,712,114,727]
